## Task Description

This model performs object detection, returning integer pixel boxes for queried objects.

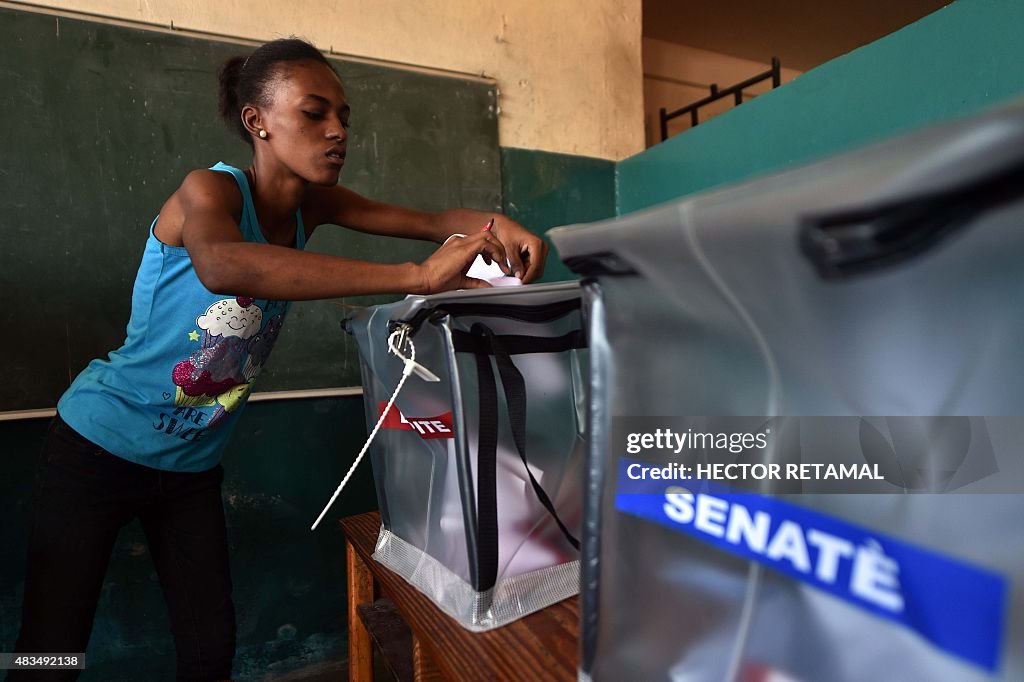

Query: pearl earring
[258,129,267,139]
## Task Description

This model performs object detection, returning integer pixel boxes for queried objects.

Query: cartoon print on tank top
[168,296,286,433]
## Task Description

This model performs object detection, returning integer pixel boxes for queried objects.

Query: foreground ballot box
[344,282,587,630]
[549,102,1024,681]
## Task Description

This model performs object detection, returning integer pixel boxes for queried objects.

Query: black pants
[9,416,235,682]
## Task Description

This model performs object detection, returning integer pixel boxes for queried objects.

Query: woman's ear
[241,105,266,140]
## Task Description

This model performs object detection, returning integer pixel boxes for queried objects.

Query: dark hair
[218,38,340,146]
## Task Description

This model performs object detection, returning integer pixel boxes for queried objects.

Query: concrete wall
[27,0,645,161]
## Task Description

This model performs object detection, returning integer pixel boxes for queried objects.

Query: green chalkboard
[0,7,501,411]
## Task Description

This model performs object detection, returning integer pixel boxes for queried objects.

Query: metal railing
[659,57,781,141]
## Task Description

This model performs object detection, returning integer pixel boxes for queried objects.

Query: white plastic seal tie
[311,327,436,530]
[391,325,440,383]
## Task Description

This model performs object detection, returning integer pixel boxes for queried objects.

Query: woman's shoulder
[154,168,245,246]
[175,167,245,211]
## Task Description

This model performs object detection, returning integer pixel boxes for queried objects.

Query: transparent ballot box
[344,282,587,630]
[549,102,1024,681]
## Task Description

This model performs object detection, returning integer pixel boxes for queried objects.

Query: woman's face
[256,60,350,186]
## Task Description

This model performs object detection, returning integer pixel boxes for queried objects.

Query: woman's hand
[416,232,511,294]
[309,187,548,283]
[488,217,548,283]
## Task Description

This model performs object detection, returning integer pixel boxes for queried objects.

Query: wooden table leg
[412,633,446,681]
[347,538,375,682]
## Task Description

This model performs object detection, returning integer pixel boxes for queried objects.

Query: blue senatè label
[616,458,1008,672]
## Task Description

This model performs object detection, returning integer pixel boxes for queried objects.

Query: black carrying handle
[393,298,582,338]
[800,160,1024,279]
[470,323,581,592]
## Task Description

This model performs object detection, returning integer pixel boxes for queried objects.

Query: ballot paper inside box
[344,282,587,631]
[550,101,1024,681]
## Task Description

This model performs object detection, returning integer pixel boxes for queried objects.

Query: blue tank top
[58,163,307,472]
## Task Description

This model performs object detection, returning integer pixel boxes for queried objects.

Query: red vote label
[379,402,455,439]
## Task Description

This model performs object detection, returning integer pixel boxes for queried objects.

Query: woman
[11,38,546,681]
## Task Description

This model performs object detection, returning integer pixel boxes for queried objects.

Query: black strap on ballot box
[452,323,584,592]
[800,159,1024,278]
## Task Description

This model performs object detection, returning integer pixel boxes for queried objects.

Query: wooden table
[341,512,579,681]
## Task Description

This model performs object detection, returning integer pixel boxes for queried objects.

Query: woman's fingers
[446,232,510,275]
[469,233,511,275]
[422,232,515,293]
[505,246,526,281]
[519,238,548,283]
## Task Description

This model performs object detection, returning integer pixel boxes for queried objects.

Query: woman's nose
[327,119,346,141]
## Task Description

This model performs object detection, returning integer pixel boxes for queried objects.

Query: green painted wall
[501,148,616,282]
[618,0,1024,214]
